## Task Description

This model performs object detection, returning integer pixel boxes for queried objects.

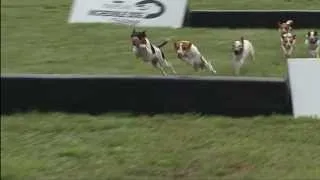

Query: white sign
[68,0,188,28]
[287,58,320,119]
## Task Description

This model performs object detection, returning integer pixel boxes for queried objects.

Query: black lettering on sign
[128,12,144,18]
[88,10,113,16]
[88,10,144,19]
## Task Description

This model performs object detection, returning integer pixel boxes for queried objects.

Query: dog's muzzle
[177,52,184,58]
[309,38,318,44]
[234,50,242,55]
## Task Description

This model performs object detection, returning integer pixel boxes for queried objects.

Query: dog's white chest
[308,43,319,50]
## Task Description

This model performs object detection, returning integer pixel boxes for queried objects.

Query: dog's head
[130,28,147,47]
[173,40,192,58]
[278,20,293,34]
[232,37,244,55]
[306,30,318,44]
[281,32,296,49]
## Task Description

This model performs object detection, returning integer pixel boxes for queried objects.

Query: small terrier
[305,30,320,58]
[173,40,217,74]
[280,32,296,59]
[231,37,255,76]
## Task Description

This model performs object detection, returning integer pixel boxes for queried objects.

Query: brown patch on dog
[174,40,192,51]
[173,41,179,50]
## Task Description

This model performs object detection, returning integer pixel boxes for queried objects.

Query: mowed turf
[2,0,319,77]
[1,113,320,180]
[190,0,320,10]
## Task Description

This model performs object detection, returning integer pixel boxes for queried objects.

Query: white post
[287,58,320,119]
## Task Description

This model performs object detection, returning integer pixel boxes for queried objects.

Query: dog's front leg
[232,58,241,76]
[287,45,294,58]
[200,56,217,74]
[163,60,177,74]
[281,46,289,59]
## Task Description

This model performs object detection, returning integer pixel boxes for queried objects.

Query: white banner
[287,58,320,119]
[68,0,188,28]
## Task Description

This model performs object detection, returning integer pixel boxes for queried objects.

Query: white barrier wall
[287,58,320,119]
[68,0,188,28]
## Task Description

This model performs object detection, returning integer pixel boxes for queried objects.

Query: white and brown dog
[173,40,217,74]
[131,29,176,76]
[280,32,296,59]
[231,37,255,76]
[305,30,320,58]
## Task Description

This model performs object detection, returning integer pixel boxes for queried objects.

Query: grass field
[1,113,320,180]
[2,0,320,77]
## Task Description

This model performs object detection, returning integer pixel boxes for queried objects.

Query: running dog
[173,40,217,74]
[305,30,320,58]
[131,29,176,76]
[280,32,296,59]
[231,37,255,76]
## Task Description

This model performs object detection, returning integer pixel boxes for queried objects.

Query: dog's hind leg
[201,56,217,74]
[152,59,167,76]
[161,51,176,74]
[232,59,241,76]
[249,46,255,62]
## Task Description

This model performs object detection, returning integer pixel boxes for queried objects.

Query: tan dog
[173,40,217,74]
[305,30,320,58]
[280,32,296,59]
[232,37,255,76]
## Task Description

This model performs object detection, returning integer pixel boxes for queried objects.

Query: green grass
[1,113,320,180]
[2,0,320,77]
[190,0,320,10]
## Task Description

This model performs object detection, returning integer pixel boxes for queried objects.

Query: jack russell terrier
[305,30,320,58]
[232,37,255,76]
[131,29,176,76]
[173,40,217,74]
[280,32,296,59]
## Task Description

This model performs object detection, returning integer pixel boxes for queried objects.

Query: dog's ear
[277,21,282,28]
[141,30,147,37]
[286,20,294,25]
[232,42,236,49]
[173,41,179,50]
[293,34,296,39]
[186,41,192,49]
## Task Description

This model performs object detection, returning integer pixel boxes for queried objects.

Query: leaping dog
[305,30,320,58]
[231,37,255,76]
[173,40,217,74]
[131,29,176,76]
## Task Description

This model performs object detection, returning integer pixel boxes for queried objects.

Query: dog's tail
[156,38,172,48]
[157,40,169,48]
[240,36,245,44]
